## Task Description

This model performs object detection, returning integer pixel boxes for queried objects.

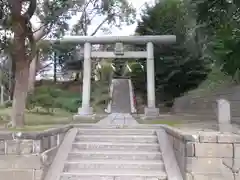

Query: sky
[66,0,155,36]
[111,0,155,35]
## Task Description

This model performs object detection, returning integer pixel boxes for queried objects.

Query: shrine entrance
[51,35,176,116]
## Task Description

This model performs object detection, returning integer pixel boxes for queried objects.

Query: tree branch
[33,23,48,41]
[37,61,53,75]
[33,0,77,42]
[90,15,109,36]
[75,0,93,35]
[23,0,37,20]
[26,23,36,60]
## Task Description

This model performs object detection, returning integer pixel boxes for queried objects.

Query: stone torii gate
[51,35,176,116]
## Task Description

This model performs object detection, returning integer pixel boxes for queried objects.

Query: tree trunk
[10,60,16,100]
[28,56,37,92]
[11,12,29,128]
[10,62,28,127]
[11,59,30,128]
[53,52,57,82]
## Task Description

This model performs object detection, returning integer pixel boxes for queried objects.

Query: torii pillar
[77,42,93,115]
[144,42,159,117]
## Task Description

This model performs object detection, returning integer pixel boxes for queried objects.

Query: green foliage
[188,65,233,95]
[190,0,240,82]
[96,60,113,82]
[211,27,240,82]
[54,91,81,113]
[51,43,82,73]
[26,80,111,114]
[135,0,210,105]
[127,62,146,102]
[27,86,81,113]
[91,80,111,112]
[3,100,12,108]
[71,0,136,35]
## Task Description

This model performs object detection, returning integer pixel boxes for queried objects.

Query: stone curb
[0,125,73,140]
[157,129,183,180]
[161,125,240,143]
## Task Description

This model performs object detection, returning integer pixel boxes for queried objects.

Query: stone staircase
[52,128,168,180]
[111,79,131,113]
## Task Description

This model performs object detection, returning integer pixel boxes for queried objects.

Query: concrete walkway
[97,113,138,125]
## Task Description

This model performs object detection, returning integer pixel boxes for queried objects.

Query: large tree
[0,0,39,127]
[28,0,136,88]
[189,0,240,82]
[0,0,136,127]
[135,0,210,106]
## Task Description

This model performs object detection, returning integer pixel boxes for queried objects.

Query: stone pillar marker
[217,99,232,132]
[144,42,159,117]
[78,42,93,115]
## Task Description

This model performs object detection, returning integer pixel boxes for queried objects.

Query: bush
[27,81,110,114]
[3,100,12,108]
[91,80,110,112]
[27,86,81,113]
[54,97,81,112]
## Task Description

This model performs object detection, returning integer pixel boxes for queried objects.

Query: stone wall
[0,125,72,180]
[173,85,240,123]
[163,126,240,180]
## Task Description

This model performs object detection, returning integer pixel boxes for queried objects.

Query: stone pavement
[97,113,138,125]
[110,79,132,113]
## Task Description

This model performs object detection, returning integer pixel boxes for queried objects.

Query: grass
[136,119,181,126]
[0,107,72,126]
[187,66,233,96]
[133,115,183,126]
[0,107,106,131]
[8,125,59,132]
[72,116,106,124]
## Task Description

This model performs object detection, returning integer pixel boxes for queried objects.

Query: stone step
[111,79,131,113]
[63,160,165,171]
[67,151,162,160]
[72,142,160,151]
[60,170,167,180]
[77,128,156,135]
[75,135,158,143]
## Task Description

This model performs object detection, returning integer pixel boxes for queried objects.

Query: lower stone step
[67,151,162,161]
[77,128,156,135]
[60,170,167,180]
[72,142,160,151]
[63,160,165,171]
[75,135,158,143]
